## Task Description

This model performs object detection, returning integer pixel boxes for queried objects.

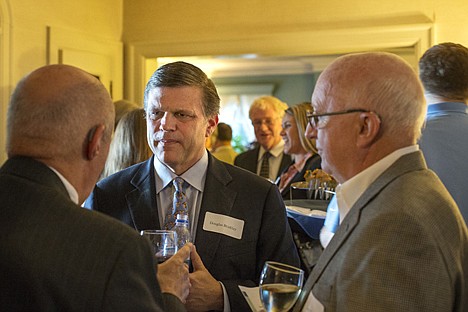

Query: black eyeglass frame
[306,108,380,128]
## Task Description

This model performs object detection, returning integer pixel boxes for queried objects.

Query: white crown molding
[125,16,433,104]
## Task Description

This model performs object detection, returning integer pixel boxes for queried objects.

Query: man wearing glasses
[234,96,292,182]
[293,52,468,311]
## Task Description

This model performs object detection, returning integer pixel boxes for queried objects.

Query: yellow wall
[0,0,123,163]
[122,0,468,46]
[10,0,122,84]
[1,0,468,164]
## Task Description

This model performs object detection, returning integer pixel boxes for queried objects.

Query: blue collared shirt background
[419,102,468,224]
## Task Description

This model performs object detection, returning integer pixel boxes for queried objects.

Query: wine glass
[140,230,178,264]
[259,261,304,312]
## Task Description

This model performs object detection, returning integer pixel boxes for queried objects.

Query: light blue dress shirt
[419,102,468,224]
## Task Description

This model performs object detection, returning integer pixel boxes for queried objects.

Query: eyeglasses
[307,108,376,129]
[252,118,279,128]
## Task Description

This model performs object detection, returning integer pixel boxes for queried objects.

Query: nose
[305,123,317,139]
[258,122,270,131]
[159,112,176,131]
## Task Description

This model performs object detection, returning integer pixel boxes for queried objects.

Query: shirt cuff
[220,281,231,312]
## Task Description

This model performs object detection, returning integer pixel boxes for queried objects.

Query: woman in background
[101,108,152,179]
[276,102,321,200]
[113,99,139,129]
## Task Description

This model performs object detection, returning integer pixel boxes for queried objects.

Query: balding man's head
[309,53,426,182]
[7,64,114,161]
[313,52,426,142]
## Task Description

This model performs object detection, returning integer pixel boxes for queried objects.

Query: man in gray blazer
[292,53,468,311]
[0,64,190,311]
[85,62,300,312]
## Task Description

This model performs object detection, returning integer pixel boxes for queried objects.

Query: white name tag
[203,212,244,240]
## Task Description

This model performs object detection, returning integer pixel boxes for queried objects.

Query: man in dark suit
[0,64,190,311]
[234,96,292,182]
[292,53,468,311]
[85,62,300,312]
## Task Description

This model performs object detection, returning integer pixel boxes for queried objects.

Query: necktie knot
[173,177,186,192]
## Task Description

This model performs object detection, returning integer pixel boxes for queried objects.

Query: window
[217,84,274,152]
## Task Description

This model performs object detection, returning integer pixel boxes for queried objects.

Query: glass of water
[259,261,304,312]
[140,230,178,264]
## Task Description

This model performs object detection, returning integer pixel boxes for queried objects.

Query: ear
[205,115,219,138]
[86,124,106,160]
[356,112,381,148]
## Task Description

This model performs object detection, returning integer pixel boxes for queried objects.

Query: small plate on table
[286,199,329,239]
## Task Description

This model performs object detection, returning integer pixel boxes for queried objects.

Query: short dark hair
[144,61,220,117]
[216,122,232,141]
[419,42,468,101]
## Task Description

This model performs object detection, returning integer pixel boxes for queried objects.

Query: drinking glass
[140,230,178,264]
[259,261,304,312]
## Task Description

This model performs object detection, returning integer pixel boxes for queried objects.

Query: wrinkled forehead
[311,77,341,112]
[250,107,279,120]
[311,66,359,112]
[146,86,203,110]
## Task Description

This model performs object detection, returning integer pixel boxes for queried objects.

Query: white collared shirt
[336,145,419,222]
[48,166,79,205]
[257,140,286,181]
[308,145,419,311]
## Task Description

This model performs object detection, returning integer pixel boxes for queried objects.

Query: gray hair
[7,66,114,160]
[249,96,288,120]
[315,52,426,140]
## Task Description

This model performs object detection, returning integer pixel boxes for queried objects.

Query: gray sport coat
[293,151,468,312]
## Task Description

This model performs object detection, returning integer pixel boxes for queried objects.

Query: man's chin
[155,150,178,164]
[258,140,274,150]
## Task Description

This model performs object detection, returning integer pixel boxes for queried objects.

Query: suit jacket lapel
[293,151,426,311]
[126,157,160,231]
[278,153,292,178]
[195,154,236,270]
[247,147,260,173]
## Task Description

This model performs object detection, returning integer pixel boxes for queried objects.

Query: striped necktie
[164,177,188,230]
[259,151,271,179]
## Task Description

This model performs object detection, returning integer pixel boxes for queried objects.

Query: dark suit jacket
[293,151,468,311]
[0,156,184,312]
[276,154,322,200]
[85,154,300,312]
[234,146,292,180]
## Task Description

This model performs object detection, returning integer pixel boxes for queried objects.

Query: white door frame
[124,16,433,105]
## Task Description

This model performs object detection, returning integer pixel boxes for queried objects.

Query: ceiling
[155,47,416,78]
[156,54,344,78]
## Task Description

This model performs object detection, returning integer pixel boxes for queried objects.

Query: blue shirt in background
[419,102,468,224]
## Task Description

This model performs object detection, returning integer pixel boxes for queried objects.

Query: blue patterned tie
[319,195,340,248]
[164,177,188,230]
[324,195,339,233]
